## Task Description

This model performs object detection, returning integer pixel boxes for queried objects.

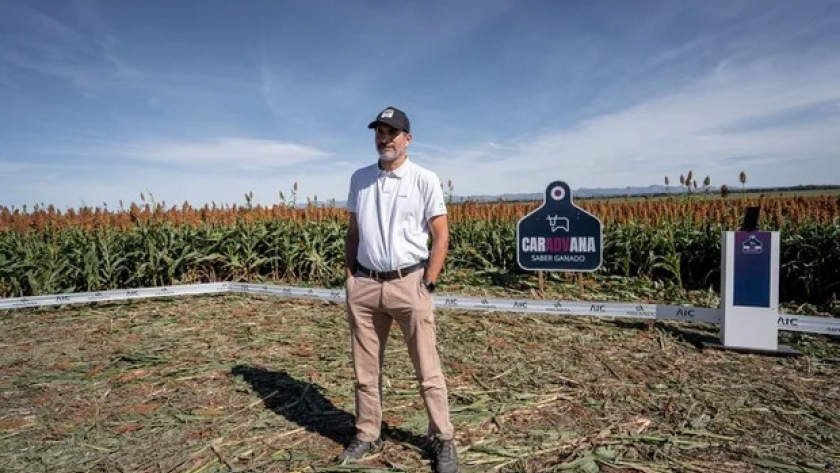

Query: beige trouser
[345,268,454,442]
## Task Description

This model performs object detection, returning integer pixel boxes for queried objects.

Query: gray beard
[378,149,402,161]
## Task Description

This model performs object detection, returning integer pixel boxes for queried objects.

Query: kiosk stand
[702,208,801,356]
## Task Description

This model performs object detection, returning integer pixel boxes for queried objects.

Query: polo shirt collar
[378,156,412,178]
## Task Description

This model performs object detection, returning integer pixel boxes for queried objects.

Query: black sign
[516,181,603,271]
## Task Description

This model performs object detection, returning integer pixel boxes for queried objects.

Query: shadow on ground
[608,319,720,348]
[230,365,433,458]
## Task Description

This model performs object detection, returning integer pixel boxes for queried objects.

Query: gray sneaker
[337,437,382,462]
[432,438,459,473]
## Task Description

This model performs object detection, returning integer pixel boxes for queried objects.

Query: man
[339,106,459,473]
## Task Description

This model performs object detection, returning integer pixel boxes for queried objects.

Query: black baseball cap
[367,106,410,133]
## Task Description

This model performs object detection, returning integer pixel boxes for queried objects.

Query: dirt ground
[1,292,838,473]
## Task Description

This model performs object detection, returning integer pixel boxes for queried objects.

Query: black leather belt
[356,260,426,281]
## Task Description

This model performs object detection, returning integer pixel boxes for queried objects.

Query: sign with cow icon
[516,181,603,271]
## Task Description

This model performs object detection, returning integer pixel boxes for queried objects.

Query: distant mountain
[451,184,679,202]
[448,183,840,203]
[324,185,678,207]
[320,183,838,208]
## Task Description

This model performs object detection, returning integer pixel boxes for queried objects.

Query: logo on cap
[380,109,394,118]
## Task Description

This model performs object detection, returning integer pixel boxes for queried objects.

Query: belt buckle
[368,266,409,281]
[381,268,400,281]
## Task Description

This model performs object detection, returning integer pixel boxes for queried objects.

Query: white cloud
[0,136,338,209]
[1,163,355,210]
[0,161,26,174]
[0,2,135,98]
[419,55,840,196]
[259,61,280,116]
[128,138,329,167]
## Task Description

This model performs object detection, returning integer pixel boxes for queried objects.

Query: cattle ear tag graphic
[516,180,603,272]
[742,235,763,254]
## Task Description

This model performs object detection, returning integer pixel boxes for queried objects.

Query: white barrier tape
[0,282,228,310]
[439,297,657,320]
[775,314,840,336]
[2,282,839,336]
[228,283,346,302]
[656,305,722,325]
[229,283,657,319]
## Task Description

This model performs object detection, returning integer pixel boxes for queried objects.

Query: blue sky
[2,0,839,210]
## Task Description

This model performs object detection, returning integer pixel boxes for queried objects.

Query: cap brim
[368,119,404,131]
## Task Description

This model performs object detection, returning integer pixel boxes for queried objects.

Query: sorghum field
[1,193,838,311]
[1,192,839,473]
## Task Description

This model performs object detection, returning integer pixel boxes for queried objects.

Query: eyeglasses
[374,126,403,138]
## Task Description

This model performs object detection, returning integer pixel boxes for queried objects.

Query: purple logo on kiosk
[742,235,763,255]
[733,231,772,308]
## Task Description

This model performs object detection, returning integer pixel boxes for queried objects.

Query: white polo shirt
[347,157,447,272]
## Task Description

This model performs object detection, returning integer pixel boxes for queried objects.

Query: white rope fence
[2,282,838,337]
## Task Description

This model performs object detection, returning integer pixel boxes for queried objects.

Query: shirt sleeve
[346,173,357,213]
[422,171,448,221]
